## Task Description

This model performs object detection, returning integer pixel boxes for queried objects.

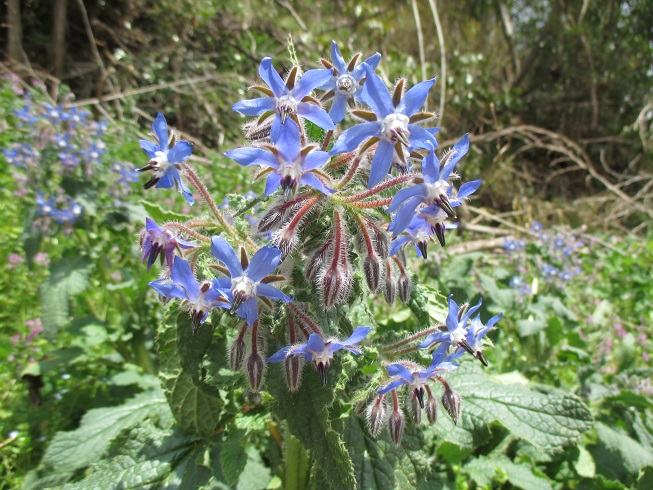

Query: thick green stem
[131,328,156,374]
[284,431,310,490]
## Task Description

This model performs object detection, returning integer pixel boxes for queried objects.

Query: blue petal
[330,41,347,73]
[170,257,200,300]
[352,53,381,79]
[240,297,259,326]
[418,331,448,348]
[368,140,394,188]
[149,279,188,300]
[445,296,461,332]
[329,121,380,155]
[389,196,423,237]
[421,146,439,184]
[389,235,411,256]
[386,363,413,382]
[359,66,393,118]
[300,173,333,195]
[487,312,503,328]
[140,140,159,158]
[448,134,470,169]
[294,68,334,100]
[155,172,174,189]
[247,245,282,282]
[213,277,232,290]
[328,94,348,124]
[429,343,451,368]
[265,173,282,196]
[297,102,336,131]
[259,57,287,97]
[232,97,275,116]
[167,141,193,164]
[461,298,483,327]
[225,147,278,168]
[267,346,291,363]
[255,283,292,302]
[458,179,482,199]
[306,334,325,354]
[302,151,330,171]
[341,326,372,346]
[181,183,194,206]
[406,124,438,149]
[388,184,426,213]
[275,123,301,162]
[145,217,160,232]
[210,236,244,277]
[152,113,169,151]
[377,378,409,395]
[396,78,436,117]
[271,117,300,144]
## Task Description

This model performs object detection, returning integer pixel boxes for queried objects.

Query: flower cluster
[136,41,498,442]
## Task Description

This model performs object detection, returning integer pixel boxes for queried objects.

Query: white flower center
[425,179,451,201]
[450,326,467,345]
[231,275,255,298]
[381,113,410,144]
[276,94,298,117]
[336,74,357,96]
[420,207,449,226]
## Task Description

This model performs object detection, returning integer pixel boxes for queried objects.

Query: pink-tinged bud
[363,254,382,292]
[272,226,299,257]
[442,387,462,424]
[284,356,303,391]
[389,407,405,445]
[229,336,246,371]
[367,219,389,259]
[321,267,342,310]
[306,241,331,282]
[410,395,422,424]
[384,261,396,305]
[246,353,265,390]
[425,388,437,425]
[258,207,284,233]
[398,272,412,304]
[366,395,387,436]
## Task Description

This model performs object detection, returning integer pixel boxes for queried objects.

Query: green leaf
[338,415,437,489]
[156,312,223,435]
[433,362,593,453]
[267,363,356,490]
[40,257,91,339]
[477,272,516,311]
[42,388,173,474]
[141,199,188,223]
[464,455,553,490]
[637,466,653,490]
[590,422,653,484]
[221,429,248,485]
[235,447,274,490]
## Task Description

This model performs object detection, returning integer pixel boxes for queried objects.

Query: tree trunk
[6,0,27,62]
[52,0,68,78]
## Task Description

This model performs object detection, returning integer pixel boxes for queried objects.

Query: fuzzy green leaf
[590,422,653,484]
[42,389,172,474]
[464,455,553,490]
[141,199,188,224]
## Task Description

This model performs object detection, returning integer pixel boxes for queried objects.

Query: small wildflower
[267,327,372,386]
[140,218,200,271]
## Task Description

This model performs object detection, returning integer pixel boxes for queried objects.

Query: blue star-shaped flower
[225,124,333,199]
[418,296,483,354]
[377,349,459,407]
[389,203,461,257]
[387,136,481,237]
[267,326,372,385]
[138,113,194,205]
[141,218,200,271]
[456,313,502,366]
[320,41,381,124]
[329,65,438,188]
[210,236,293,326]
[232,57,335,143]
[149,257,229,332]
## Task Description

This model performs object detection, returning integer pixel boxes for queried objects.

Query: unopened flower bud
[258,207,284,233]
[384,262,396,305]
[246,353,265,391]
[389,407,405,445]
[442,387,462,424]
[398,272,412,304]
[425,392,437,425]
[366,395,387,436]
[229,336,246,371]
[321,267,342,310]
[307,242,330,282]
[284,356,303,391]
[410,395,422,424]
[363,254,382,292]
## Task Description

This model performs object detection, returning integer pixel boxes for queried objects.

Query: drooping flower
[140,217,200,271]
[210,236,292,325]
[387,136,481,237]
[138,112,194,205]
[389,203,460,258]
[149,257,229,331]
[329,65,438,188]
[232,57,335,143]
[377,349,459,408]
[456,313,502,366]
[418,296,483,354]
[267,327,372,385]
[319,41,381,124]
[225,123,333,199]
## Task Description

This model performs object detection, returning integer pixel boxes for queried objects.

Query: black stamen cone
[144,177,160,190]
[458,338,476,356]
[230,291,245,314]
[417,241,428,259]
[436,194,456,219]
[476,350,489,367]
[414,387,426,409]
[434,223,446,247]
[316,362,329,386]
[190,310,204,334]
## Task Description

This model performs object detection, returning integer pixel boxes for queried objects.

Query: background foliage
[1,0,652,488]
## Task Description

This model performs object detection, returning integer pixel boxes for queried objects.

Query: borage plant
[36,42,591,489]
